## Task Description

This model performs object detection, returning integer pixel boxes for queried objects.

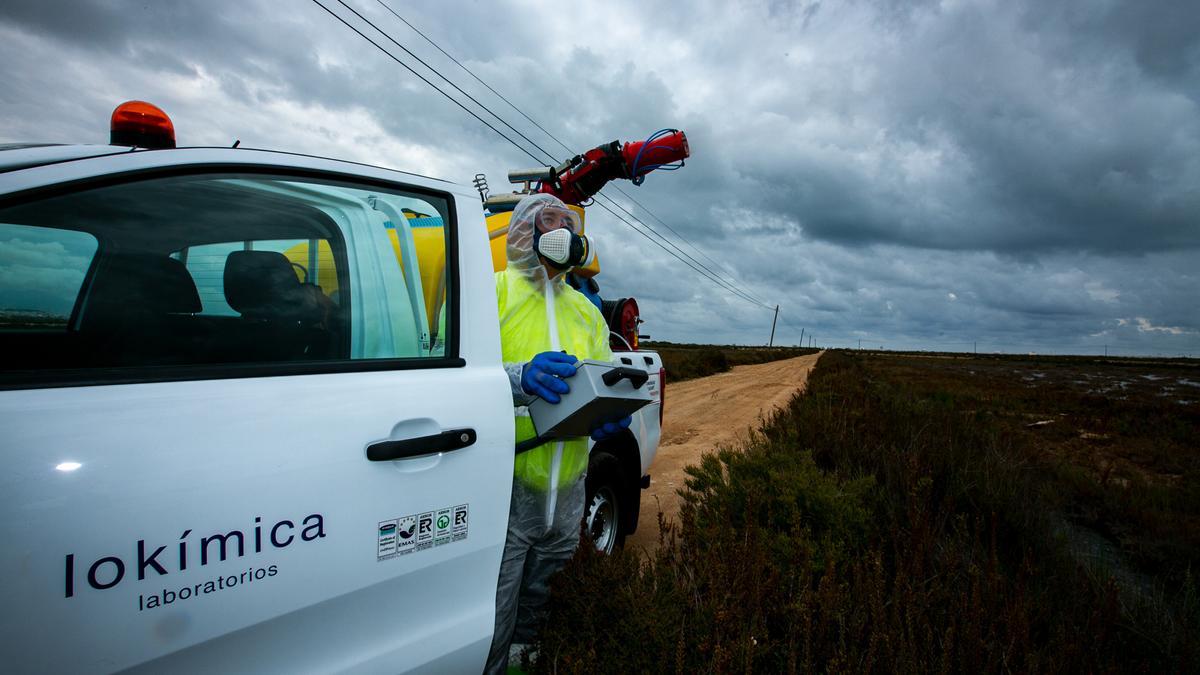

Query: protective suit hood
[506,193,582,285]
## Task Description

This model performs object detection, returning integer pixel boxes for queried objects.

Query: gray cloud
[0,0,1196,356]
[717,0,1200,256]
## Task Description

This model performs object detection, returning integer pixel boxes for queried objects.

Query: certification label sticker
[452,504,469,542]
[378,505,468,561]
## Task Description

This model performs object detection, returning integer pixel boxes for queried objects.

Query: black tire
[584,452,626,554]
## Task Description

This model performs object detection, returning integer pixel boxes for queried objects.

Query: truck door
[0,163,512,673]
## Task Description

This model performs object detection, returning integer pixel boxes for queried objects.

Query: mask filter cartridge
[535,227,590,269]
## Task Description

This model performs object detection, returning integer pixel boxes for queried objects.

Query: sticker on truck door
[377,505,467,561]
[376,515,417,558]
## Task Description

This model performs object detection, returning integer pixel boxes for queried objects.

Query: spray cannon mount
[505,129,689,206]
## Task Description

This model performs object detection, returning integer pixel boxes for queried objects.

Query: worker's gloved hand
[590,415,632,441]
[521,351,578,403]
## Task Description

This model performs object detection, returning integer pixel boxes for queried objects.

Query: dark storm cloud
[0,0,549,181]
[1026,0,1200,89]
[0,0,1195,355]
[0,0,147,49]
[723,0,1200,257]
[0,0,497,141]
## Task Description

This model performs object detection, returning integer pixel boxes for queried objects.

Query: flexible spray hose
[629,128,687,185]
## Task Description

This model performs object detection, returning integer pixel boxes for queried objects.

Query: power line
[592,191,773,310]
[366,0,768,307]
[319,0,774,312]
[600,186,773,307]
[308,0,545,166]
[373,0,579,160]
[608,185,753,297]
[779,315,805,332]
[331,0,559,166]
[778,315,812,344]
[590,198,775,310]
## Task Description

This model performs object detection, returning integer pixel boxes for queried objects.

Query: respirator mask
[532,205,594,270]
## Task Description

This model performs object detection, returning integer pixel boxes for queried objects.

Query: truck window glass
[0,173,453,381]
[0,223,97,331]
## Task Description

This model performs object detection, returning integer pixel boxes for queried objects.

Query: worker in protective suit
[485,193,631,673]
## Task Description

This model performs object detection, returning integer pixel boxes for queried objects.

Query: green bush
[681,444,874,571]
[530,351,1195,673]
[535,429,878,673]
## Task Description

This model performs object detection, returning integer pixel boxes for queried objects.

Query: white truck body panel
[0,144,664,672]
[0,147,514,673]
[1,371,511,673]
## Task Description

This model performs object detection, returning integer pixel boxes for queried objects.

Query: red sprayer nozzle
[537,129,690,204]
[622,130,689,179]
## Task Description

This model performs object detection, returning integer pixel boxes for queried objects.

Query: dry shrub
[532,351,1195,673]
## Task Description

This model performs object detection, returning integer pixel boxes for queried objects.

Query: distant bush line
[643,341,819,382]
[529,351,1197,673]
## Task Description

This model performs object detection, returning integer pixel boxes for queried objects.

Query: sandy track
[625,352,823,552]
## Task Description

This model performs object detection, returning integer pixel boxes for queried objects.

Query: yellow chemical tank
[282,210,446,333]
[283,203,599,335]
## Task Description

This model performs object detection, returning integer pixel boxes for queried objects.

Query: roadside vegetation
[644,341,819,382]
[530,350,1198,673]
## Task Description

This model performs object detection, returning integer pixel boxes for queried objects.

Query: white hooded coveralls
[485,194,613,673]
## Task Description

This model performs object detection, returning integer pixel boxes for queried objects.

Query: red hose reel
[602,297,641,351]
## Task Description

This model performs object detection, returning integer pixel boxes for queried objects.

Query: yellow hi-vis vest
[496,269,613,492]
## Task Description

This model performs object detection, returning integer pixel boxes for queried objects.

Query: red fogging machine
[529,129,690,205]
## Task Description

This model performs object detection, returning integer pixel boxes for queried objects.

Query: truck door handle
[603,366,649,389]
[366,428,477,462]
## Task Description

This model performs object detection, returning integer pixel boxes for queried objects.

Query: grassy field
[527,350,1198,673]
[643,341,819,382]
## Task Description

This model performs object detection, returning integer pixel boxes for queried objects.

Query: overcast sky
[2,0,1197,355]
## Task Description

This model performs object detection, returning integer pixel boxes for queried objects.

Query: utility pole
[858,338,862,350]
[799,328,804,349]
[768,305,779,347]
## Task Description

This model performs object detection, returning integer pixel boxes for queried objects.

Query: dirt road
[625,352,823,552]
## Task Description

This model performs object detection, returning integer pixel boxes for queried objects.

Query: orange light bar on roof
[110,100,176,149]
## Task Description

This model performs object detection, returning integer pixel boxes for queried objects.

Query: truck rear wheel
[585,452,626,554]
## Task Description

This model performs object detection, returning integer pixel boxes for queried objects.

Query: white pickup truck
[0,130,663,672]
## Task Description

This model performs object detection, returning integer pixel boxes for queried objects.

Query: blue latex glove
[591,415,632,441]
[521,351,578,403]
